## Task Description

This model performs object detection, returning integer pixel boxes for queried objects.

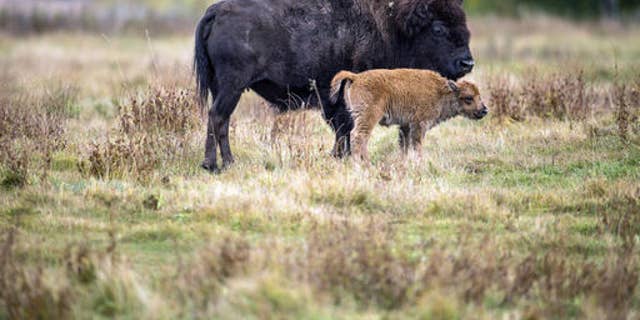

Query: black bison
[194,0,474,172]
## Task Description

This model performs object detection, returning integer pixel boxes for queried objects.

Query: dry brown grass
[177,236,251,317]
[180,221,640,319]
[614,74,640,145]
[0,79,72,188]
[487,69,600,122]
[599,186,640,246]
[79,86,202,181]
[1,18,640,319]
[523,70,593,120]
[0,228,72,319]
[487,74,526,121]
[2,209,639,319]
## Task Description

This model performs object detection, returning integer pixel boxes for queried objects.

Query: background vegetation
[465,0,640,18]
[1,0,640,35]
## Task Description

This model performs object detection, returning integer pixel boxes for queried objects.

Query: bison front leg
[331,121,354,158]
[202,110,218,172]
[323,98,354,158]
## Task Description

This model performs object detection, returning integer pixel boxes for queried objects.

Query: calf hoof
[201,162,221,174]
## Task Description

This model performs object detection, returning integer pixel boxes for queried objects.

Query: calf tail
[329,71,357,105]
[194,7,217,109]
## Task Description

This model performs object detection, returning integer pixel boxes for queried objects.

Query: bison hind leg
[215,93,242,168]
[202,90,242,172]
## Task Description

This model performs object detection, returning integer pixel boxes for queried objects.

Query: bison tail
[194,8,217,109]
[329,71,357,105]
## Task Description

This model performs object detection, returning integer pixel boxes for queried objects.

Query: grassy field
[1,17,640,319]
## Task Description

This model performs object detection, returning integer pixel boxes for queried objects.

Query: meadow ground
[1,17,640,319]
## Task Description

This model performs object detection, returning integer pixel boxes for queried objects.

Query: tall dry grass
[613,74,640,144]
[79,86,202,181]
[1,19,640,319]
[486,69,599,122]
[0,72,74,188]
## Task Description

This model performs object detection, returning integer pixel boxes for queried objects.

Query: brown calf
[330,69,488,161]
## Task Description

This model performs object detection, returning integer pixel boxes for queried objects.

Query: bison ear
[397,0,433,37]
[448,80,460,95]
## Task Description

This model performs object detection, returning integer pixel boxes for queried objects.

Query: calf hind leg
[351,111,382,162]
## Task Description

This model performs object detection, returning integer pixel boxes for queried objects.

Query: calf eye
[432,22,447,37]
[463,97,474,104]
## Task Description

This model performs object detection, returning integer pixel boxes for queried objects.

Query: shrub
[0,228,72,319]
[613,74,640,145]
[118,87,201,137]
[0,82,71,187]
[599,187,640,246]
[82,134,163,180]
[614,81,631,143]
[522,70,593,120]
[300,221,414,309]
[178,236,250,316]
[486,69,600,122]
[80,86,201,181]
[487,75,525,121]
[276,222,639,318]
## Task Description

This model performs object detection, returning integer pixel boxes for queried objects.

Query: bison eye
[463,97,474,104]
[432,22,447,37]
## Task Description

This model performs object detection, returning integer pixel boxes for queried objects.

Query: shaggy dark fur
[194,0,474,172]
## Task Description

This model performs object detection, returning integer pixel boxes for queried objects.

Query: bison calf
[330,69,488,161]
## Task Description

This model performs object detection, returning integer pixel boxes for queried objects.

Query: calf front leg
[409,122,428,156]
[399,124,411,153]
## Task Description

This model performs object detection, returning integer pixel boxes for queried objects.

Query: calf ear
[448,80,460,95]
[397,0,433,37]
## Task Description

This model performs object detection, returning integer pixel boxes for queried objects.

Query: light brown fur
[330,69,488,161]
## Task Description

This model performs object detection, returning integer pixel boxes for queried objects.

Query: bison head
[396,0,473,80]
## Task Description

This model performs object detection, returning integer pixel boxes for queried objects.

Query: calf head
[396,0,474,80]
[448,80,488,120]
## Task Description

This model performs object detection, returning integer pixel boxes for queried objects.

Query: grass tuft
[79,86,202,181]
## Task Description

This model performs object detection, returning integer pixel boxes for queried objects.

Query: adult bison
[195,0,474,172]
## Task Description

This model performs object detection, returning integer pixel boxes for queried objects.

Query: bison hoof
[222,158,235,169]
[331,148,350,159]
[201,162,221,174]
